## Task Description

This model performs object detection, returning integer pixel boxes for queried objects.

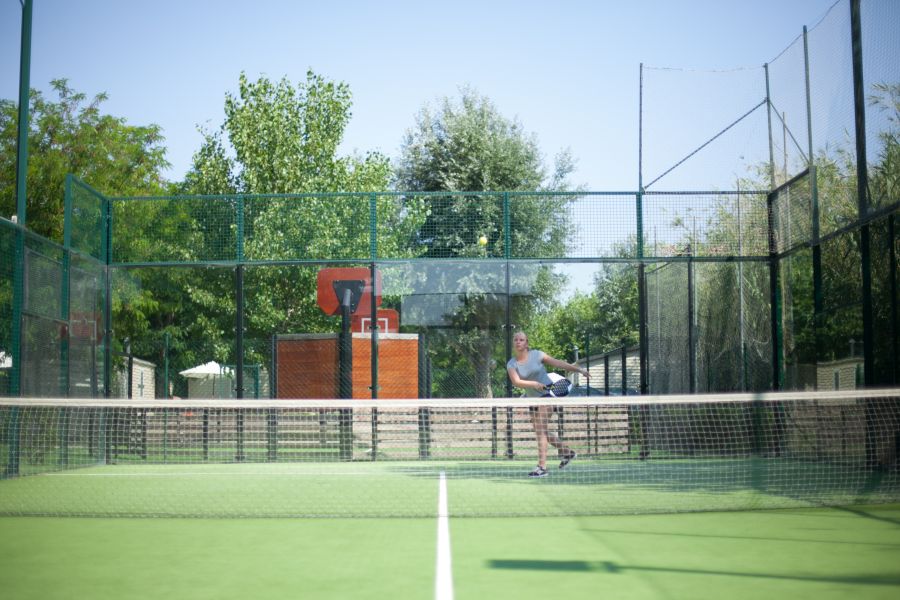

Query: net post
[417,331,431,459]
[58,406,69,468]
[202,409,209,461]
[490,406,498,459]
[750,399,764,457]
[162,407,168,462]
[505,407,514,459]
[418,405,431,460]
[141,408,148,461]
[101,407,110,465]
[267,408,277,462]
[235,408,245,463]
[4,407,20,477]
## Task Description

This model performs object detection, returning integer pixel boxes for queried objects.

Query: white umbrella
[179,361,232,379]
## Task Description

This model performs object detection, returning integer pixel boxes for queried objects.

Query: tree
[114,72,402,386]
[395,88,577,397]
[0,79,169,242]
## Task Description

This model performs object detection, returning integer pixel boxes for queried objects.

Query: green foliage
[869,82,900,207]
[180,71,390,196]
[397,88,576,257]
[0,79,169,242]
[116,72,398,378]
[396,88,576,396]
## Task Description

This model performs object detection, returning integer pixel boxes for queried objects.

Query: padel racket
[544,373,571,397]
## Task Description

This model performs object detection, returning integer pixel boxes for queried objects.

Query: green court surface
[1,505,898,600]
[2,459,895,517]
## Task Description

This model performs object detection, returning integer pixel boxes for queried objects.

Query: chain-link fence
[1,0,897,400]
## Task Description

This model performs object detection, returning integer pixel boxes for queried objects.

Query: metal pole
[889,215,898,385]
[235,265,244,399]
[604,355,610,396]
[126,339,133,399]
[638,63,644,193]
[638,263,648,395]
[764,63,782,390]
[370,262,378,399]
[804,24,824,391]
[585,337,591,396]
[737,182,746,391]
[369,194,378,399]
[235,197,245,399]
[687,257,696,394]
[15,0,32,227]
[9,0,33,400]
[767,190,782,390]
[504,191,511,376]
[369,260,379,459]
[637,64,650,396]
[164,331,169,399]
[850,0,874,388]
[270,334,278,398]
[103,193,112,398]
[765,64,777,190]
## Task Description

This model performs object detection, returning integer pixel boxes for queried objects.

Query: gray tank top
[507,350,551,397]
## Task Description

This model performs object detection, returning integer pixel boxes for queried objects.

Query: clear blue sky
[1,0,840,191]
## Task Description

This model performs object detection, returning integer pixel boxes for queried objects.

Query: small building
[114,357,157,399]
[180,361,269,399]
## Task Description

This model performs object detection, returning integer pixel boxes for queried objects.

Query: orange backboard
[316,268,382,316]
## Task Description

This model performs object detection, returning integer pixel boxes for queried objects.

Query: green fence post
[767,190,783,390]
[164,331,170,399]
[235,196,245,401]
[102,191,112,398]
[849,0,874,389]
[62,176,73,397]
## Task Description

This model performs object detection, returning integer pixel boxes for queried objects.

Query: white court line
[44,471,433,477]
[435,471,454,600]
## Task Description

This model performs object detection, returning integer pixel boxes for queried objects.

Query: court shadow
[387,459,900,511]
[487,559,900,585]
[579,527,900,547]
[830,505,900,526]
[489,559,592,572]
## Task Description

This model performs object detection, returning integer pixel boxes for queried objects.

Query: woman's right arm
[507,367,544,392]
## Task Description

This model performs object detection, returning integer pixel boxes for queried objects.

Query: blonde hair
[513,330,529,349]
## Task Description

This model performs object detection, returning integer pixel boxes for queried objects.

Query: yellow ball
[478,235,488,246]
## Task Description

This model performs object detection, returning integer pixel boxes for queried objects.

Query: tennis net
[1,390,898,517]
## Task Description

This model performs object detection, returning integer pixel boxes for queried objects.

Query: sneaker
[559,450,577,469]
[528,466,549,478]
